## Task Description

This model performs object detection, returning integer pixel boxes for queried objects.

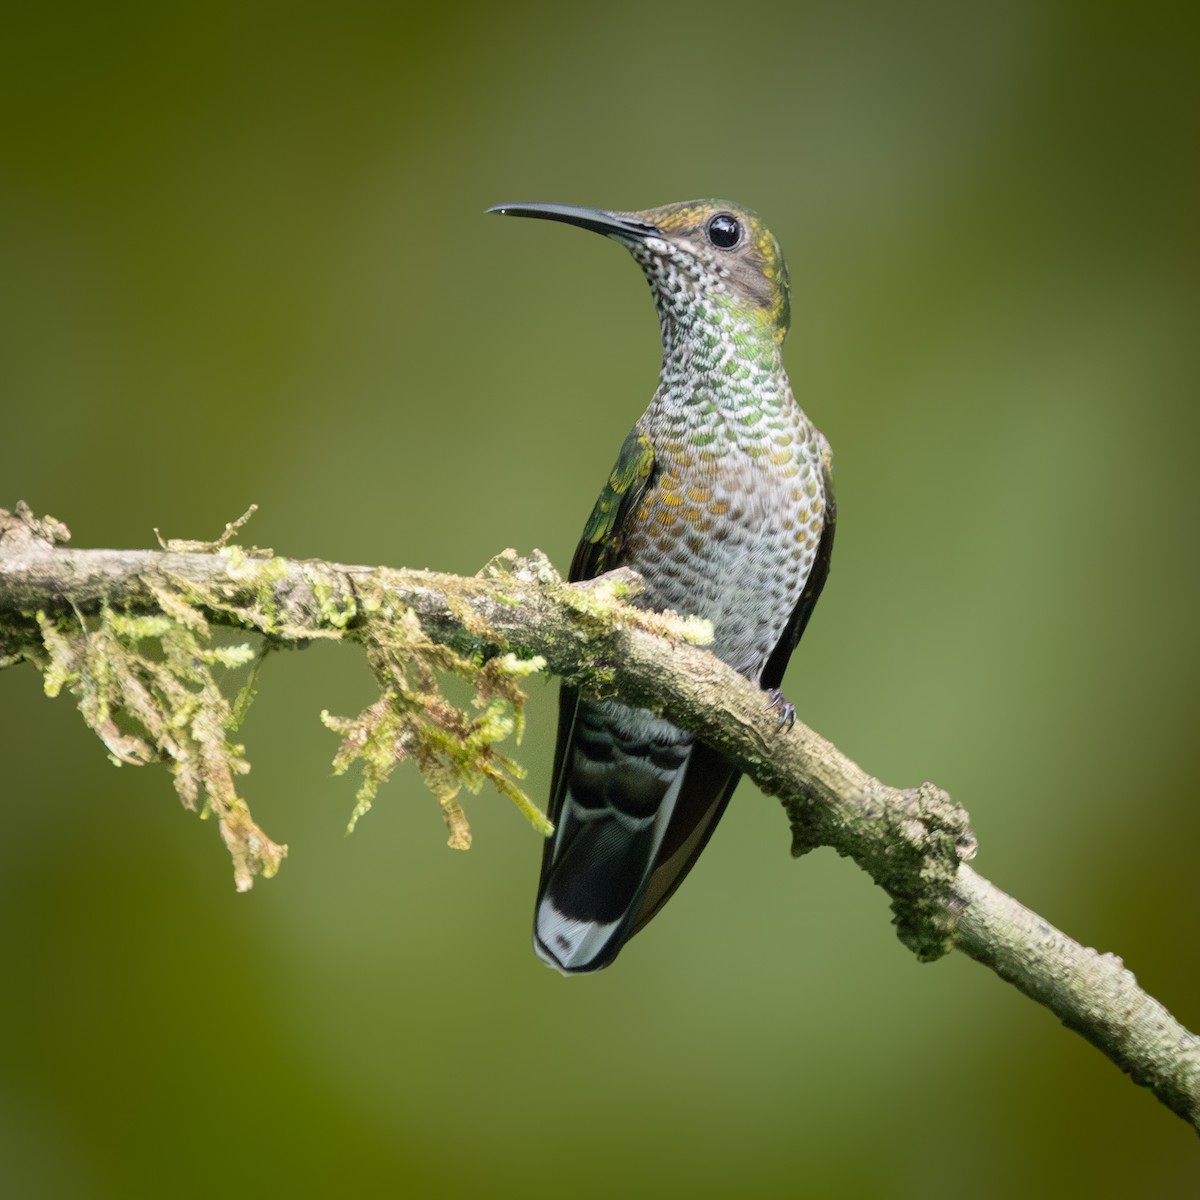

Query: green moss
[323,603,552,848]
[33,598,286,891]
[18,527,559,885]
[306,567,359,630]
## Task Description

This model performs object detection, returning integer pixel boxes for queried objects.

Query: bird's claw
[765,688,796,733]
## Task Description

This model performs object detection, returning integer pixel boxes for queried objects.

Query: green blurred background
[2,2,1197,1195]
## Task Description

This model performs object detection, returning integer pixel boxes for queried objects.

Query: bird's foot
[765,688,796,733]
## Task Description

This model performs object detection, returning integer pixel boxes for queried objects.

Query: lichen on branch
[33,597,285,891]
[322,605,549,850]
[3,504,552,888]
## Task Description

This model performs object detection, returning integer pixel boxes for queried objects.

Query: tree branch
[2,502,1197,1130]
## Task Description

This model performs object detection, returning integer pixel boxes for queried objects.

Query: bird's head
[488,200,791,343]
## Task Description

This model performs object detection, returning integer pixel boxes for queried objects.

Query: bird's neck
[652,299,791,427]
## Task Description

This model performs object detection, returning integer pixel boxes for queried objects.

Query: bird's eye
[706,212,742,250]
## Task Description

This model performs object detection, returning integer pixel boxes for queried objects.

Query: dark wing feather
[545,428,657,840]
[629,742,740,935]
[569,427,657,583]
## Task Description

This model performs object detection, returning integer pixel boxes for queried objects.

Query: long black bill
[486,202,659,243]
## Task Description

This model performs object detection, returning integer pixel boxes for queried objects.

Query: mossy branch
[1,502,1197,1131]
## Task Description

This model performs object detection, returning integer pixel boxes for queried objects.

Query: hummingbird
[488,200,835,974]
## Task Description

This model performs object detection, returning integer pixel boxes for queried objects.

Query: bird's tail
[535,698,693,973]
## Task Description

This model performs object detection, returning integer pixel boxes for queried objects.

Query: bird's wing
[535,428,669,971]
[568,426,657,582]
[550,425,656,806]
[547,426,657,829]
